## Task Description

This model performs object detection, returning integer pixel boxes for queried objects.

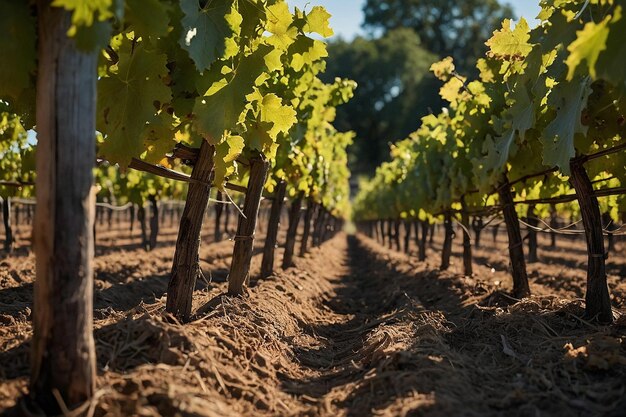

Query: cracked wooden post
[228,155,269,295]
[148,194,159,251]
[526,204,538,263]
[460,197,473,277]
[138,204,148,251]
[472,216,483,248]
[419,220,428,261]
[282,197,302,269]
[166,140,215,321]
[30,2,97,412]
[498,175,530,298]
[260,180,287,278]
[214,190,224,242]
[2,197,13,252]
[300,199,314,256]
[393,219,401,251]
[403,220,412,254]
[440,212,454,271]
[570,160,613,323]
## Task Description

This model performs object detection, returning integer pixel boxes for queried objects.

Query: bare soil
[1,218,625,416]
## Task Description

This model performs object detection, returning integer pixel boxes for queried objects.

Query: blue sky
[287,0,541,39]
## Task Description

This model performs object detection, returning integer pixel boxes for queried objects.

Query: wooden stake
[498,175,530,298]
[282,197,302,269]
[260,180,287,278]
[228,156,269,295]
[30,3,97,412]
[166,140,215,321]
[570,160,613,322]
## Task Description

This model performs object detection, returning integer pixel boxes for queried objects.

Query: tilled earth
[1,219,625,416]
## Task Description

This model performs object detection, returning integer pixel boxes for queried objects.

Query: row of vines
[0,0,353,414]
[354,0,625,324]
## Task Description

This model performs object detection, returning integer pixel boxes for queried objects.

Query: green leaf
[142,112,176,166]
[259,94,297,138]
[214,134,244,186]
[288,37,328,72]
[0,0,37,101]
[304,6,333,38]
[194,46,271,143]
[265,1,297,50]
[486,18,533,60]
[126,0,170,39]
[596,5,626,99]
[73,19,112,51]
[179,0,241,72]
[540,76,592,174]
[565,16,610,80]
[97,42,172,167]
[430,57,455,80]
[52,0,113,27]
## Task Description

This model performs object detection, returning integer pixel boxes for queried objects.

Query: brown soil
[1,219,625,417]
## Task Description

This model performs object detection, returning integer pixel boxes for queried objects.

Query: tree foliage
[322,28,439,173]
[362,0,515,72]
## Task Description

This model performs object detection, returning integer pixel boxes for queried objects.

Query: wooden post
[492,222,499,242]
[602,212,615,253]
[312,205,323,247]
[440,213,453,271]
[138,205,148,251]
[2,197,13,252]
[282,197,302,269]
[570,160,612,322]
[129,204,135,235]
[260,180,287,278]
[549,205,557,248]
[224,199,231,236]
[214,190,224,242]
[148,194,159,251]
[228,156,269,295]
[299,199,314,256]
[166,140,215,321]
[419,220,428,262]
[498,176,530,298]
[403,220,411,253]
[429,222,435,244]
[30,2,97,412]
[472,216,483,248]
[460,198,473,277]
[526,204,538,263]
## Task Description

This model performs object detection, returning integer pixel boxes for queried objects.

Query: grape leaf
[52,0,113,27]
[265,1,297,50]
[126,0,170,39]
[430,57,455,81]
[194,46,271,143]
[566,16,610,80]
[289,37,328,72]
[259,94,297,138]
[214,134,244,186]
[596,5,626,100]
[0,0,36,101]
[97,42,172,167]
[486,18,533,60]
[304,6,333,38]
[541,76,592,174]
[179,0,241,72]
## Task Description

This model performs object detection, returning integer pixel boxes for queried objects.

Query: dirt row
[1,226,626,416]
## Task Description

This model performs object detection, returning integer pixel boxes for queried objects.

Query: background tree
[323,1,515,175]
[362,0,515,72]
[321,28,438,174]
